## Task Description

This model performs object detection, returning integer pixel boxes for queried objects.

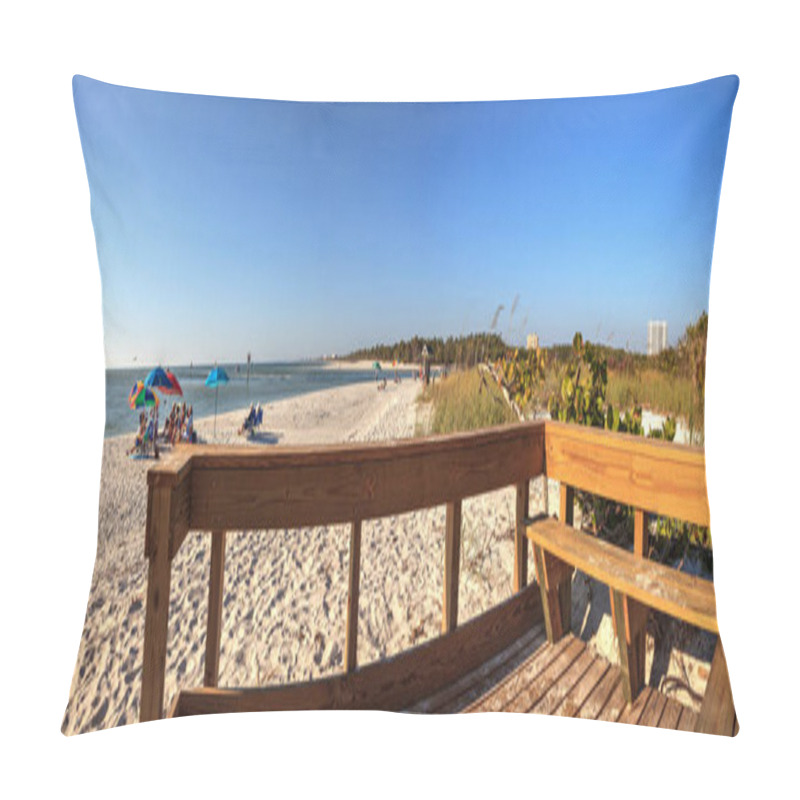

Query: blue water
[105,361,408,438]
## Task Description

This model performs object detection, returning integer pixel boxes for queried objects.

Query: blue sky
[73,75,737,367]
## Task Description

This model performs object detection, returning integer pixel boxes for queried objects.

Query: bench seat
[526,516,717,634]
[526,515,736,735]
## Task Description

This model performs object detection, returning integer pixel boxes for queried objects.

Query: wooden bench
[526,515,737,735]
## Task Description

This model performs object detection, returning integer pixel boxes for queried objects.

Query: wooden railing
[140,423,546,721]
[140,420,723,724]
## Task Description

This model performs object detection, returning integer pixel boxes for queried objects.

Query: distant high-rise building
[526,333,539,351]
[647,320,668,356]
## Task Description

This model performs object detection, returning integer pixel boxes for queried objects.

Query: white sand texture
[62,379,712,735]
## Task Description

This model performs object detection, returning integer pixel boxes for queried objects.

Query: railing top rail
[147,421,547,485]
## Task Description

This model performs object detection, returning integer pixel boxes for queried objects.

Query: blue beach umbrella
[144,367,172,391]
[205,366,230,437]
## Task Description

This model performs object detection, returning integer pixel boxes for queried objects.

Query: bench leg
[611,589,648,703]
[533,544,573,644]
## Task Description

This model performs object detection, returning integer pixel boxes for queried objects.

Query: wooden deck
[144,420,732,732]
[408,625,699,730]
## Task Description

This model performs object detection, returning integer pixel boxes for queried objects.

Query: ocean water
[105,362,409,438]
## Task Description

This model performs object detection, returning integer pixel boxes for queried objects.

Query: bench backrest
[544,421,709,527]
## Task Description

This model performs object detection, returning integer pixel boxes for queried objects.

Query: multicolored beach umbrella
[144,367,183,396]
[205,366,230,437]
[128,381,159,409]
[164,370,183,396]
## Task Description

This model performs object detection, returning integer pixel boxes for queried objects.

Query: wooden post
[611,588,648,703]
[514,481,529,593]
[611,508,649,703]
[204,531,226,687]
[696,639,738,736]
[442,500,462,634]
[552,481,574,636]
[140,486,174,722]
[345,519,362,673]
[533,543,573,643]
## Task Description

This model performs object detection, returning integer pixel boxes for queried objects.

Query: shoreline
[320,357,419,372]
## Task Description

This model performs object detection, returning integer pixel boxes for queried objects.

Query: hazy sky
[73,75,737,367]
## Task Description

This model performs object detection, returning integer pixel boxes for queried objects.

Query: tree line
[345,333,507,367]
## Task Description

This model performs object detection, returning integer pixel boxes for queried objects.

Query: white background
[2,1,795,796]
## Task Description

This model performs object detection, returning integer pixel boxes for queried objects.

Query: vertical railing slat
[514,481,529,592]
[345,519,362,673]
[442,500,462,634]
[204,530,226,687]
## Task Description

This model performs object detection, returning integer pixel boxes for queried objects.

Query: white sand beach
[62,379,712,735]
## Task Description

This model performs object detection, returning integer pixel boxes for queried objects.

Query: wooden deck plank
[434,626,549,714]
[501,636,586,713]
[657,697,683,729]
[596,679,627,722]
[618,687,654,725]
[405,623,546,713]
[639,690,668,727]
[677,705,699,732]
[553,654,610,717]
[577,664,621,720]
[530,646,596,716]
[464,634,574,713]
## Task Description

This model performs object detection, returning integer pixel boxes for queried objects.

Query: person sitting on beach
[184,405,194,443]
[239,404,256,435]
[128,413,147,455]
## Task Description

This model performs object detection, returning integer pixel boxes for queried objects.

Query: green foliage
[493,345,547,410]
[546,333,651,436]
[346,332,507,368]
[541,331,710,576]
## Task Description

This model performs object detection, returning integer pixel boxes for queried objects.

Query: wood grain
[140,486,174,722]
[544,421,709,526]
[204,531,226,688]
[345,520,362,673]
[553,654,610,717]
[532,543,573,644]
[184,424,544,531]
[695,639,738,736]
[528,518,717,633]
[514,481,529,593]
[442,501,462,634]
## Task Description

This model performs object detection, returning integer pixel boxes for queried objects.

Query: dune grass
[607,369,695,420]
[420,368,518,435]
